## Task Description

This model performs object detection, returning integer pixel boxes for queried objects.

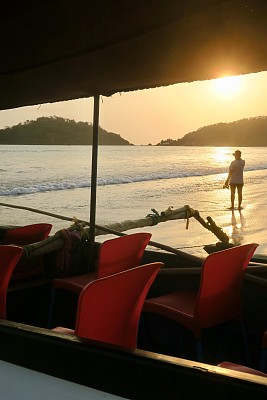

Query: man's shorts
[230,183,244,189]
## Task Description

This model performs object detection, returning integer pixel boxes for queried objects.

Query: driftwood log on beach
[0,202,229,262]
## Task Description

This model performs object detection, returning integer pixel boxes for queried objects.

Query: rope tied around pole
[56,228,82,277]
[71,216,90,240]
[146,209,160,226]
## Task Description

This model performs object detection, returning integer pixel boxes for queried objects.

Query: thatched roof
[1,0,267,110]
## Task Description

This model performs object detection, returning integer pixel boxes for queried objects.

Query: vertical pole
[88,95,100,268]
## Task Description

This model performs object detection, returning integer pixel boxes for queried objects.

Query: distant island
[156,116,267,146]
[0,116,133,145]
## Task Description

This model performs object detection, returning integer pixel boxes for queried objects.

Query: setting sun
[212,75,243,98]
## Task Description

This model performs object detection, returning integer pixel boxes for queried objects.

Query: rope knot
[146,208,160,226]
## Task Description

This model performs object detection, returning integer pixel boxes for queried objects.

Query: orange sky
[1,71,267,145]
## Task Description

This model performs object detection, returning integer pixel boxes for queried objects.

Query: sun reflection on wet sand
[229,210,245,245]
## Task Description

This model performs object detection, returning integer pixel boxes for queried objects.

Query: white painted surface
[0,360,126,399]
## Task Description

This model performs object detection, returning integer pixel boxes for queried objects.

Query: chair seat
[142,243,259,361]
[52,272,96,293]
[218,361,267,377]
[52,262,162,348]
[143,290,197,333]
[49,233,152,327]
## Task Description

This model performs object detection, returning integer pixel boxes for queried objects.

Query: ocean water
[0,145,266,257]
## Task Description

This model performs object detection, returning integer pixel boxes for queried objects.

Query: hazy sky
[1,71,267,145]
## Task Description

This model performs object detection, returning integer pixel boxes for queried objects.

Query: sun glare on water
[212,148,229,163]
[212,75,243,98]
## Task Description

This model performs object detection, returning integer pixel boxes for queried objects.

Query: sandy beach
[138,168,267,258]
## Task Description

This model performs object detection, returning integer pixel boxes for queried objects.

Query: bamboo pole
[0,202,200,260]
[23,206,195,258]
[0,202,228,262]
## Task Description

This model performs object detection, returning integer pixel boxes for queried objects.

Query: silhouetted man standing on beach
[224,150,245,210]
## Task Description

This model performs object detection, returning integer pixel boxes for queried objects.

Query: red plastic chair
[222,331,267,374]
[143,243,258,361]
[52,262,163,348]
[52,232,152,292]
[217,361,267,378]
[48,232,152,326]
[0,245,24,318]
[3,223,52,280]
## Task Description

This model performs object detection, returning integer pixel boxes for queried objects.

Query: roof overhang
[1,0,267,110]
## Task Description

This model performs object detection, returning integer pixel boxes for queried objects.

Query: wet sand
[141,169,267,258]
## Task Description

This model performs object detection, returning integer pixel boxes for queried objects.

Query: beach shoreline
[0,146,266,258]
[0,170,266,258]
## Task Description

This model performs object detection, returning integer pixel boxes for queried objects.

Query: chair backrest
[195,243,258,328]
[0,245,24,318]
[3,223,52,245]
[96,232,152,279]
[3,223,52,280]
[75,262,163,348]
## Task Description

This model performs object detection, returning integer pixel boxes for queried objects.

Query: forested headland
[0,116,132,145]
[1,115,267,146]
[157,116,267,146]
